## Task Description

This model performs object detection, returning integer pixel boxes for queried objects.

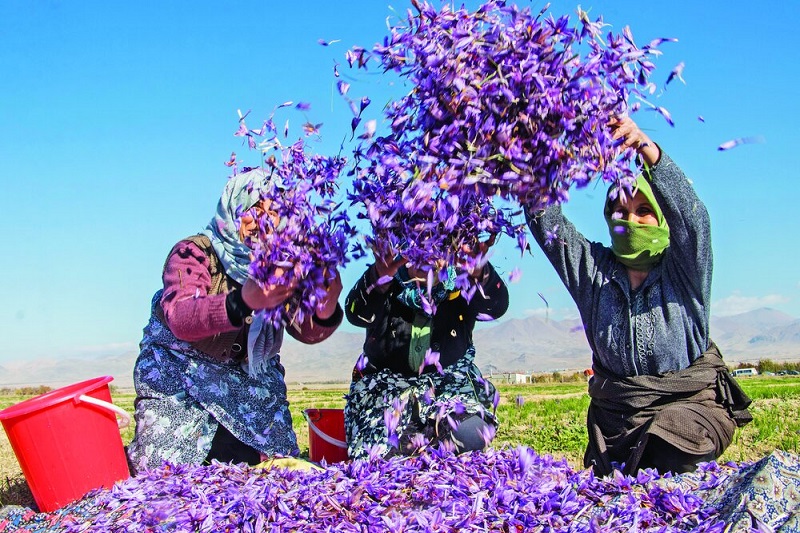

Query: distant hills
[2,307,799,389]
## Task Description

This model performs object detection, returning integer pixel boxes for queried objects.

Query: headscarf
[201,169,265,284]
[604,174,670,272]
[200,168,282,378]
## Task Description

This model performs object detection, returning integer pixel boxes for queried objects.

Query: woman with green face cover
[526,117,751,476]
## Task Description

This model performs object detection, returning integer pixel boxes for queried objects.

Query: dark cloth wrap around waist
[585,342,752,475]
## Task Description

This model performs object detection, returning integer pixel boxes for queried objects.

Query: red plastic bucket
[0,376,131,512]
[303,408,348,464]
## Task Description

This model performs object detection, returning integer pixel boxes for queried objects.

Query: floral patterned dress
[345,347,499,460]
[125,291,298,473]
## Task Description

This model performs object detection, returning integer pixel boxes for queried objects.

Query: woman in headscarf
[343,243,508,461]
[526,117,751,476]
[127,168,343,473]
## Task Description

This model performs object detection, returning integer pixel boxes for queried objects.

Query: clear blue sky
[2,1,798,363]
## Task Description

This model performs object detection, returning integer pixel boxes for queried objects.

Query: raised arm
[612,117,712,302]
[286,268,344,344]
[525,203,609,314]
[466,263,509,319]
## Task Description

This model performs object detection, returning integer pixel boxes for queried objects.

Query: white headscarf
[200,168,283,378]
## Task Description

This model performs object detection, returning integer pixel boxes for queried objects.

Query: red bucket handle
[76,395,131,429]
[303,410,347,449]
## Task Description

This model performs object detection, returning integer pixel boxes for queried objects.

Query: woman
[343,246,508,460]
[127,168,343,473]
[526,117,751,475]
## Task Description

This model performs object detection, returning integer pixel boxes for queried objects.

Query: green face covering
[604,175,670,271]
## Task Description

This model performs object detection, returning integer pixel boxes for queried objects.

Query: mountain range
[2,307,799,389]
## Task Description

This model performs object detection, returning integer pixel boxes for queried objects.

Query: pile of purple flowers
[344,0,674,275]
[45,447,731,532]
[232,107,361,328]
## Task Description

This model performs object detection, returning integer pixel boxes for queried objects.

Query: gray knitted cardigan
[526,152,712,378]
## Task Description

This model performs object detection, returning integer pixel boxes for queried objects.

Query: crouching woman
[526,117,752,475]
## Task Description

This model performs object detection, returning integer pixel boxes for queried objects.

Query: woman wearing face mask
[127,168,343,473]
[526,117,751,476]
[343,241,508,461]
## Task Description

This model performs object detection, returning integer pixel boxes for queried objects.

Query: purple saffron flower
[355,353,369,372]
[717,135,765,151]
[544,224,560,246]
[340,0,673,275]
[420,349,443,374]
[665,61,686,88]
[227,106,361,329]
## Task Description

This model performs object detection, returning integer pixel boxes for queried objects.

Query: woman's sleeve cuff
[225,288,253,327]
[313,304,343,327]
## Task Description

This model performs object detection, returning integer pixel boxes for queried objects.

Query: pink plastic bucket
[303,408,348,464]
[0,376,131,511]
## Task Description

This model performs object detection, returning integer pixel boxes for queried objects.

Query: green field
[2,376,799,508]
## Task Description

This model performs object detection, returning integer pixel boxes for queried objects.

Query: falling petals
[359,119,376,139]
[341,1,672,287]
[228,108,361,329]
[650,105,675,127]
[665,61,686,88]
[717,135,765,151]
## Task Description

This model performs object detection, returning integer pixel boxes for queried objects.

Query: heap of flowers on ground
[3,447,744,532]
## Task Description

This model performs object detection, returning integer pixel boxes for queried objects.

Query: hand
[315,268,343,319]
[462,233,497,279]
[372,249,407,289]
[241,270,297,311]
[609,116,660,166]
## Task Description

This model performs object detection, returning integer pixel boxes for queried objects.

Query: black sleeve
[225,288,253,327]
[344,264,397,328]
[312,303,344,327]
[467,263,509,320]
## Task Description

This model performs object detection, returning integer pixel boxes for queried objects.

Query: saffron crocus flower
[544,225,560,246]
[342,1,674,290]
[717,135,765,151]
[232,108,362,328]
[10,446,750,531]
[665,61,686,88]
[355,353,369,372]
[420,348,443,374]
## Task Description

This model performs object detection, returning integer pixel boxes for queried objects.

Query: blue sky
[2,1,798,364]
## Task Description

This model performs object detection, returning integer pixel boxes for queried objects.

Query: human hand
[609,116,660,166]
[315,268,343,319]
[372,248,407,289]
[241,270,297,311]
[462,233,497,280]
